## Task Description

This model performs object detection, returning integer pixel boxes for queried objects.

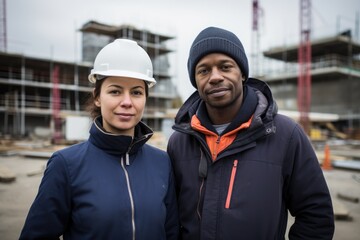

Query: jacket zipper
[212,136,221,160]
[121,155,136,240]
[197,178,205,219]
[225,159,238,209]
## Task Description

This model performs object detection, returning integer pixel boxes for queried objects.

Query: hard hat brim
[88,70,156,88]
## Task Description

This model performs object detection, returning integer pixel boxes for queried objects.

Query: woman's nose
[120,92,133,107]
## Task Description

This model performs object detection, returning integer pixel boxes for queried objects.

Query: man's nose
[208,68,224,83]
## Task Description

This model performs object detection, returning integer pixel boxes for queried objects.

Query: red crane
[52,65,62,143]
[0,0,7,51]
[252,0,263,76]
[298,0,312,134]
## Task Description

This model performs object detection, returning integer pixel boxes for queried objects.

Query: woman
[20,39,179,239]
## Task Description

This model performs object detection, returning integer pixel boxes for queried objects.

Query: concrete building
[0,21,179,141]
[262,31,360,139]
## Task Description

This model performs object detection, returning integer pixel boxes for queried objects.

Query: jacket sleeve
[164,161,180,240]
[19,152,71,240]
[284,125,334,239]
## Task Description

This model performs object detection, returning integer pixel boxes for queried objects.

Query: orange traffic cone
[322,144,333,170]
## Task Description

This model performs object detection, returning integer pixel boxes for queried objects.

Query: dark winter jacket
[20,117,179,240]
[167,78,334,240]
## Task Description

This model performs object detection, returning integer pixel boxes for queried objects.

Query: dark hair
[86,78,149,120]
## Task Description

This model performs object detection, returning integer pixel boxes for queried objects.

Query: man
[167,26,334,239]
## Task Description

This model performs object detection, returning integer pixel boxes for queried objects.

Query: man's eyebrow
[196,59,234,68]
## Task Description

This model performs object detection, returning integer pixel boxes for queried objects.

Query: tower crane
[298,0,312,134]
[251,0,263,77]
[0,0,6,51]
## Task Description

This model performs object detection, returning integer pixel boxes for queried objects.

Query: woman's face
[94,76,146,136]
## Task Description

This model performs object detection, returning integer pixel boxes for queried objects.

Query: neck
[207,107,238,124]
[206,97,243,125]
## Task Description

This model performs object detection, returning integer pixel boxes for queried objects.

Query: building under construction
[262,30,360,139]
[0,20,179,141]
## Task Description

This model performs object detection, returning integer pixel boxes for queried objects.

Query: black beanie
[187,26,249,89]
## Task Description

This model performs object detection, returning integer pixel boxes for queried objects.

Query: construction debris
[0,165,16,183]
[333,160,360,171]
[333,198,352,221]
[337,193,359,203]
[27,165,45,177]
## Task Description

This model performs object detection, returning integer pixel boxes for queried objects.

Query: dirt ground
[1,154,360,240]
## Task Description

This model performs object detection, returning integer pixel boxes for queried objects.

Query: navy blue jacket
[20,117,179,239]
[167,78,334,239]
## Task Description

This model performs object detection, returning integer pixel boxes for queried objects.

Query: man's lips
[207,87,229,97]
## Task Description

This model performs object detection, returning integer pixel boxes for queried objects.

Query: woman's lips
[116,113,134,121]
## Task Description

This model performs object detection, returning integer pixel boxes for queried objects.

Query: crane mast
[298,0,312,134]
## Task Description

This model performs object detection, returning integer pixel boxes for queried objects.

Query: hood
[174,90,202,125]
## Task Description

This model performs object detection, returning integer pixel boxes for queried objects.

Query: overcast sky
[6,0,360,100]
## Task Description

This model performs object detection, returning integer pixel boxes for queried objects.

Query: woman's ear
[93,89,101,107]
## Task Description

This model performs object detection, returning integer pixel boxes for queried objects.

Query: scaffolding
[0,21,179,139]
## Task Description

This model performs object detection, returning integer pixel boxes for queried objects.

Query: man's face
[195,53,244,112]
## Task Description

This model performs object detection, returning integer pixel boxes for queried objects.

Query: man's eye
[221,65,231,70]
[197,69,208,75]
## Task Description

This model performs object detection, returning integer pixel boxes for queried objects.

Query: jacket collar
[88,116,153,156]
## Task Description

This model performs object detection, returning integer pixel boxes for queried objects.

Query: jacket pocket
[225,159,238,209]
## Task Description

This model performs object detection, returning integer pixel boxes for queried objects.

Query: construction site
[1,0,360,239]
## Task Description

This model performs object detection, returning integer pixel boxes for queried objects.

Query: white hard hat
[88,39,156,88]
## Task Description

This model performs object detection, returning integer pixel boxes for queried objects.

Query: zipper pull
[212,136,221,160]
[233,159,238,168]
[225,159,238,209]
[126,153,130,166]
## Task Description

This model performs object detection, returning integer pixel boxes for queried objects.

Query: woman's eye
[132,90,144,96]
[109,90,120,95]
